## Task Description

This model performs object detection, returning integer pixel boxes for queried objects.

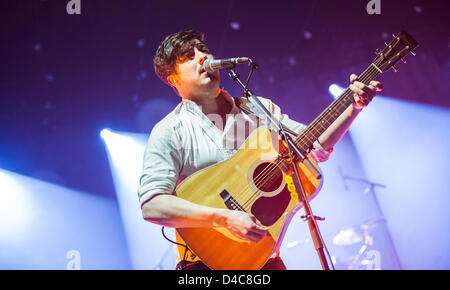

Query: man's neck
[184,90,233,132]
[187,89,231,116]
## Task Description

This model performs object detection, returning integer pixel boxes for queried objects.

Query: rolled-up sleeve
[138,120,183,207]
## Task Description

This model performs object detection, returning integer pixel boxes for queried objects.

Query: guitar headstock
[374,30,419,73]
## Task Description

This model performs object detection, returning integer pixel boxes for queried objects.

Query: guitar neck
[293,63,382,153]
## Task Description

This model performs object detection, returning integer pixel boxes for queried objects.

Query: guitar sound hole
[252,162,283,193]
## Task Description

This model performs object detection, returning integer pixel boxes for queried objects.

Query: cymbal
[332,228,363,246]
[332,217,385,246]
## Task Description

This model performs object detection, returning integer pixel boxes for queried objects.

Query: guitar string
[239,67,380,212]
[237,72,377,211]
[243,46,414,210]
[239,64,381,211]
[233,62,382,212]
[240,64,381,211]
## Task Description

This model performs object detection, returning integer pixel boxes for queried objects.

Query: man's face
[169,40,220,100]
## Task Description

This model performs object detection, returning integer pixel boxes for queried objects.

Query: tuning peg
[392,33,398,38]
[375,48,381,55]
[401,58,407,64]
[410,51,416,56]
[393,66,399,72]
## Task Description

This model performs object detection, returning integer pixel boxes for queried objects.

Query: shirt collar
[179,89,241,115]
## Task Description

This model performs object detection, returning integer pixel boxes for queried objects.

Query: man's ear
[167,75,180,96]
[167,75,178,87]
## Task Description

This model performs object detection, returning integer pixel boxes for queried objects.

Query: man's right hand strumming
[222,210,268,243]
[142,194,268,243]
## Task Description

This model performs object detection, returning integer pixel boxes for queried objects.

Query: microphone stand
[226,61,334,270]
[339,169,402,269]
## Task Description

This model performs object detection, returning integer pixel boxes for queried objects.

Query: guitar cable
[161,226,189,263]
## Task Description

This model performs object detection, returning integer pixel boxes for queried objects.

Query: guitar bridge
[220,190,245,212]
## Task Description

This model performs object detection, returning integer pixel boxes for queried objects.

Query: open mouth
[200,67,212,78]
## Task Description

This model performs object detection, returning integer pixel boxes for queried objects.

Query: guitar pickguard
[250,186,291,227]
[220,186,291,227]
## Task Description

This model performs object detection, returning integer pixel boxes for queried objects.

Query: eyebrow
[179,41,210,55]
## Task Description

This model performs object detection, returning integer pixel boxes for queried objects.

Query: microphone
[203,57,249,73]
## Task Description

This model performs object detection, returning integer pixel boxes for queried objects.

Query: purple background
[0,0,448,269]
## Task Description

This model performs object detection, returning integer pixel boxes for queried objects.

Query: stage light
[328,84,345,99]
[137,38,145,47]
[101,129,175,269]
[100,128,111,139]
[230,21,240,30]
[304,31,312,40]
[34,42,41,52]
[288,57,296,66]
[327,85,450,269]
[0,170,31,238]
[101,129,145,173]
[0,169,130,269]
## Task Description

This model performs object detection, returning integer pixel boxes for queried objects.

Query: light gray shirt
[138,92,331,206]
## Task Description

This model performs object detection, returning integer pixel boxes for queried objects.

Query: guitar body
[175,126,323,270]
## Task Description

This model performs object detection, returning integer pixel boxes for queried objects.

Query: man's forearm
[143,193,270,243]
[142,194,227,228]
[317,104,362,150]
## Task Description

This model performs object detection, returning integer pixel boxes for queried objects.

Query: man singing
[138,30,383,270]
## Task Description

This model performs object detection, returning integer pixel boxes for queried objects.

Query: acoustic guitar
[175,30,419,270]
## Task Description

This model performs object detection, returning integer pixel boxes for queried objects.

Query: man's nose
[199,56,208,65]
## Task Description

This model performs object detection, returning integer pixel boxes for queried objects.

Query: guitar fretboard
[293,63,382,154]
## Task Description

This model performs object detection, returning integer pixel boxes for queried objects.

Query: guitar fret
[310,126,321,137]
[318,119,327,129]
[291,65,380,154]
[371,62,383,73]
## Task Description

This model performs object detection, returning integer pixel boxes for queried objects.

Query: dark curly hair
[153,30,209,85]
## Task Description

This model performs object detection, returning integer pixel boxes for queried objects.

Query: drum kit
[286,167,400,270]
[330,217,385,270]
[286,217,386,270]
